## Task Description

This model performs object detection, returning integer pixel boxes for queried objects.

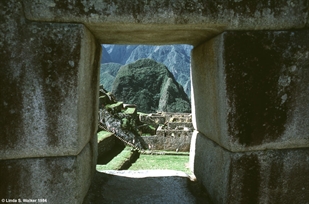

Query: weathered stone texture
[143,133,191,151]
[22,0,308,45]
[97,132,116,156]
[2,1,309,203]
[192,30,309,152]
[89,133,98,179]
[0,144,93,204]
[190,131,309,204]
[84,170,201,204]
[0,0,100,159]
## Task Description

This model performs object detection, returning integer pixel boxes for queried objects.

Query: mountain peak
[101,44,192,98]
[111,58,191,113]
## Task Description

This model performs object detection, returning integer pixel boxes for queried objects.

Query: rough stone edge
[0,22,100,160]
[190,131,309,204]
[0,143,94,204]
[191,34,230,150]
[76,23,101,156]
[189,130,230,204]
[22,0,308,30]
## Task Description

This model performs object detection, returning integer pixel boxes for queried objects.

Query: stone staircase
[96,131,140,169]
[96,86,154,172]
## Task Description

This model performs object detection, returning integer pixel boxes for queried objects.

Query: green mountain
[111,59,191,113]
[100,62,122,91]
[102,44,192,98]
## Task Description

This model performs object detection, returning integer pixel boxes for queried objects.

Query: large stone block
[0,0,101,159]
[191,30,309,152]
[22,0,308,45]
[190,131,309,204]
[0,143,93,204]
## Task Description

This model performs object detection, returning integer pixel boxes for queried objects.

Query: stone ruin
[98,85,148,151]
[140,113,193,152]
[1,1,309,203]
[97,85,193,154]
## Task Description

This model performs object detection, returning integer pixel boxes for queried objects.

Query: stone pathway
[83,170,212,204]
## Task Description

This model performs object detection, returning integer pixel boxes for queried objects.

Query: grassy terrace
[129,153,192,176]
[97,130,114,142]
[105,101,123,112]
[96,146,192,176]
[123,107,136,115]
[96,146,134,171]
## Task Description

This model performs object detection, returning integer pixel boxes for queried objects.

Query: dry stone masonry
[190,30,309,203]
[1,0,309,203]
[141,113,193,151]
[98,86,149,151]
[98,86,192,153]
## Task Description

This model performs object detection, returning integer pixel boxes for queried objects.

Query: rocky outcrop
[111,58,191,113]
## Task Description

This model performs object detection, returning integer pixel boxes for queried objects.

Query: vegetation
[96,146,134,171]
[105,101,123,112]
[111,58,191,113]
[123,107,136,115]
[101,44,193,97]
[96,145,192,176]
[129,153,192,176]
[100,62,122,91]
[97,131,114,142]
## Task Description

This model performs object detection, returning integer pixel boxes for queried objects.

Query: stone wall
[190,30,309,203]
[1,0,308,203]
[141,113,193,151]
[22,0,308,45]
[0,1,100,203]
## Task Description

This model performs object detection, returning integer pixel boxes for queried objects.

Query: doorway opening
[96,44,194,176]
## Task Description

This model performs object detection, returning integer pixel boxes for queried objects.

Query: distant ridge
[101,44,192,98]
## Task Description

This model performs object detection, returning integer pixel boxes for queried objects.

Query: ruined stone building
[1,1,308,203]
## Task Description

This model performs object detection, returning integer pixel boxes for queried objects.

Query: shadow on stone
[83,170,212,204]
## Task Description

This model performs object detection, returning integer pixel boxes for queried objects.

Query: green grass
[143,150,189,156]
[96,146,132,171]
[97,131,114,142]
[123,107,136,115]
[105,101,123,111]
[129,154,192,175]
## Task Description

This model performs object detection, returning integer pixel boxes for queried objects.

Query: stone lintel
[22,0,308,45]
